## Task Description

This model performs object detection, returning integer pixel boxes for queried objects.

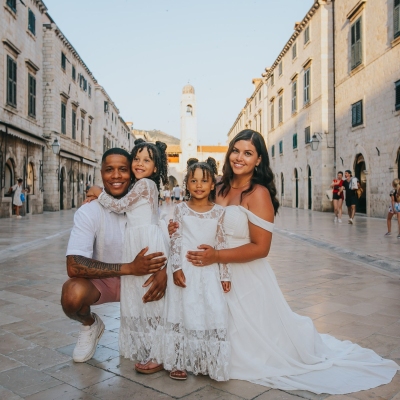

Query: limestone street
[0,206,399,399]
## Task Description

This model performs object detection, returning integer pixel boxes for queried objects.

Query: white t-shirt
[173,186,181,198]
[66,200,126,263]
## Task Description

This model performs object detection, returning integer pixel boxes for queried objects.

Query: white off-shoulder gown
[223,205,399,394]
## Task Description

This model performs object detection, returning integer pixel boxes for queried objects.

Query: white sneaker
[334,217,338,223]
[16,215,22,219]
[73,313,104,362]
[338,219,342,223]
[349,218,353,224]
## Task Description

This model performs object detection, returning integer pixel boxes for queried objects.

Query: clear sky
[43,0,312,145]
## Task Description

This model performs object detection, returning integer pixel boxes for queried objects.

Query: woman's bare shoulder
[244,184,274,222]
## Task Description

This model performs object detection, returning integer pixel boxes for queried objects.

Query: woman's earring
[255,166,258,173]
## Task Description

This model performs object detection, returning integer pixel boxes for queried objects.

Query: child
[386,178,400,237]
[151,157,231,381]
[88,138,169,372]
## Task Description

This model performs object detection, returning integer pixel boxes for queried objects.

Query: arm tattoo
[73,255,122,272]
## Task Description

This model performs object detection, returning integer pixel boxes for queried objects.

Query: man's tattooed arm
[66,255,123,279]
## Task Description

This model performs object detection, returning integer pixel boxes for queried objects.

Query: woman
[185,130,398,394]
[330,171,344,223]
[9,178,25,219]
[385,178,400,237]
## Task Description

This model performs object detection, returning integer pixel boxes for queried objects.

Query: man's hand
[168,219,179,237]
[186,245,216,267]
[128,247,167,276]
[173,270,186,288]
[221,281,231,293]
[142,268,167,303]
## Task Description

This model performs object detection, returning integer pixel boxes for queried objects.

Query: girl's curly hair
[184,157,218,201]
[130,138,168,193]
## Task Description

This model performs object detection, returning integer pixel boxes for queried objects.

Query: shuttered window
[7,56,17,107]
[352,100,363,127]
[395,80,400,111]
[305,126,311,144]
[278,61,283,76]
[61,52,66,70]
[6,0,16,12]
[28,74,36,117]
[270,103,274,129]
[292,80,297,113]
[304,26,310,44]
[61,103,66,134]
[28,8,36,35]
[278,95,283,123]
[271,73,274,86]
[271,145,275,158]
[293,133,298,149]
[81,118,85,142]
[304,67,310,104]
[279,140,283,154]
[72,110,76,139]
[72,66,76,81]
[395,0,400,39]
[351,18,362,69]
[292,42,297,59]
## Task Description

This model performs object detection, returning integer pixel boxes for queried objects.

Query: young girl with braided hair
[87,138,169,373]
[151,157,231,381]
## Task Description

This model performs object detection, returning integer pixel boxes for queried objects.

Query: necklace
[230,180,251,189]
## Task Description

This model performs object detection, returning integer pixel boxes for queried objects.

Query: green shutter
[396,81,400,110]
[395,1,400,38]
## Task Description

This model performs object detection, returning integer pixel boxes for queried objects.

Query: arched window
[186,105,193,115]
[5,159,14,190]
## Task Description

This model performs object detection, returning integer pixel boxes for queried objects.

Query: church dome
[182,84,195,94]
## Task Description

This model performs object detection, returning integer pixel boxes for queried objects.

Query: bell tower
[180,84,197,169]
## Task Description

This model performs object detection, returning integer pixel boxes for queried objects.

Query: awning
[60,151,80,161]
[82,158,97,167]
[1,125,46,147]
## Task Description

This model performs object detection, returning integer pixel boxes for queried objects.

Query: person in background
[342,170,358,224]
[9,178,26,219]
[330,171,344,223]
[172,184,181,203]
[385,178,400,237]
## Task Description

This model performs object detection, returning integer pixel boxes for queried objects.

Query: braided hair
[130,138,168,193]
[218,129,280,215]
[184,157,218,201]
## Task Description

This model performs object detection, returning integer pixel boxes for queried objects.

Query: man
[172,184,181,203]
[342,169,358,224]
[61,148,167,363]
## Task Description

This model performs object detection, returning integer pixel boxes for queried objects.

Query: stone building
[0,0,48,218]
[334,0,400,217]
[227,0,400,217]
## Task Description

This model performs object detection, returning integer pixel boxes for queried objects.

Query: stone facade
[0,0,48,218]
[227,0,400,217]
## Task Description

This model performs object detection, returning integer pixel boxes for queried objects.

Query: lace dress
[151,202,231,381]
[223,205,399,394]
[98,178,169,362]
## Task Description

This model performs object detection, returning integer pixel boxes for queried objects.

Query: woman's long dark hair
[130,138,168,193]
[218,129,279,215]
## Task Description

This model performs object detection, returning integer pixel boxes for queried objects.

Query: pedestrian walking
[9,178,26,219]
[330,171,344,223]
[172,184,181,203]
[385,178,400,237]
[342,170,358,224]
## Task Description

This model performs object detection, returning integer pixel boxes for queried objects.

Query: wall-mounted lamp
[310,132,335,151]
[376,147,380,156]
[340,157,344,166]
[52,138,61,191]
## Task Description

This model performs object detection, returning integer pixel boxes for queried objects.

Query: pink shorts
[90,277,121,305]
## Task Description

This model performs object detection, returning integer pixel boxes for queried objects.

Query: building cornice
[2,39,21,56]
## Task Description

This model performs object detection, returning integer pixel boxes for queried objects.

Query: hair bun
[155,141,167,152]
[134,138,146,146]
[206,157,218,175]
[187,158,199,167]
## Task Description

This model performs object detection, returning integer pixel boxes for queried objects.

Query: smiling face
[131,147,156,180]
[229,140,261,177]
[101,154,131,198]
[187,168,214,202]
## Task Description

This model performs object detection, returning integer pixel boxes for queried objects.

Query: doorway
[307,166,312,210]
[60,168,66,210]
[294,168,299,208]
[354,153,366,214]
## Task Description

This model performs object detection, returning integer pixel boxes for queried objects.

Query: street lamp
[310,134,320,151]
[51,138,61,191]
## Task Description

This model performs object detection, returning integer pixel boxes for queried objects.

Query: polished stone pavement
[0,206,399,400]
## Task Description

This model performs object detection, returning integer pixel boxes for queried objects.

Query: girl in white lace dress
[89,139,169,372]
[151,158,231,381]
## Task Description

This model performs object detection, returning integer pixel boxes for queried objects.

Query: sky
[43,0,312,145]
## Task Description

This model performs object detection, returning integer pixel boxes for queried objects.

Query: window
[28,8,36,35]
[293,133,298,149]
[292,80,297,113]
[259,91,261,101]
[304,25,310,44]
[279,140,283,154]
[396,80,400,111]
[61,103,66,134]
[305,126,311,143]
[88,123,92,147]
[6,0,16,12]
[270,102,274,130]
[271,145,275,158]
[61,52,66,70]
[88,84,92,98]
[292,42,297,59]
[79,74,87,91]
[304,67,310,104]
[278,61,283,76]
[81,117,85,142]
[351,100,363,127]
[394,0,400,39]
[72,110,76,139]
[281,173,284,196]
[351,18,362,69]
[72,66,76,81]
[28,74,36,117]
[104,101,109,112]
[278,95,283,124]
[271,73,275,86]
[7,56,17,107]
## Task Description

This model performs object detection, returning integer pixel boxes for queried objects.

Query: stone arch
[27,162,35,195]
[5,158,16,190]
[354,153,367,214]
